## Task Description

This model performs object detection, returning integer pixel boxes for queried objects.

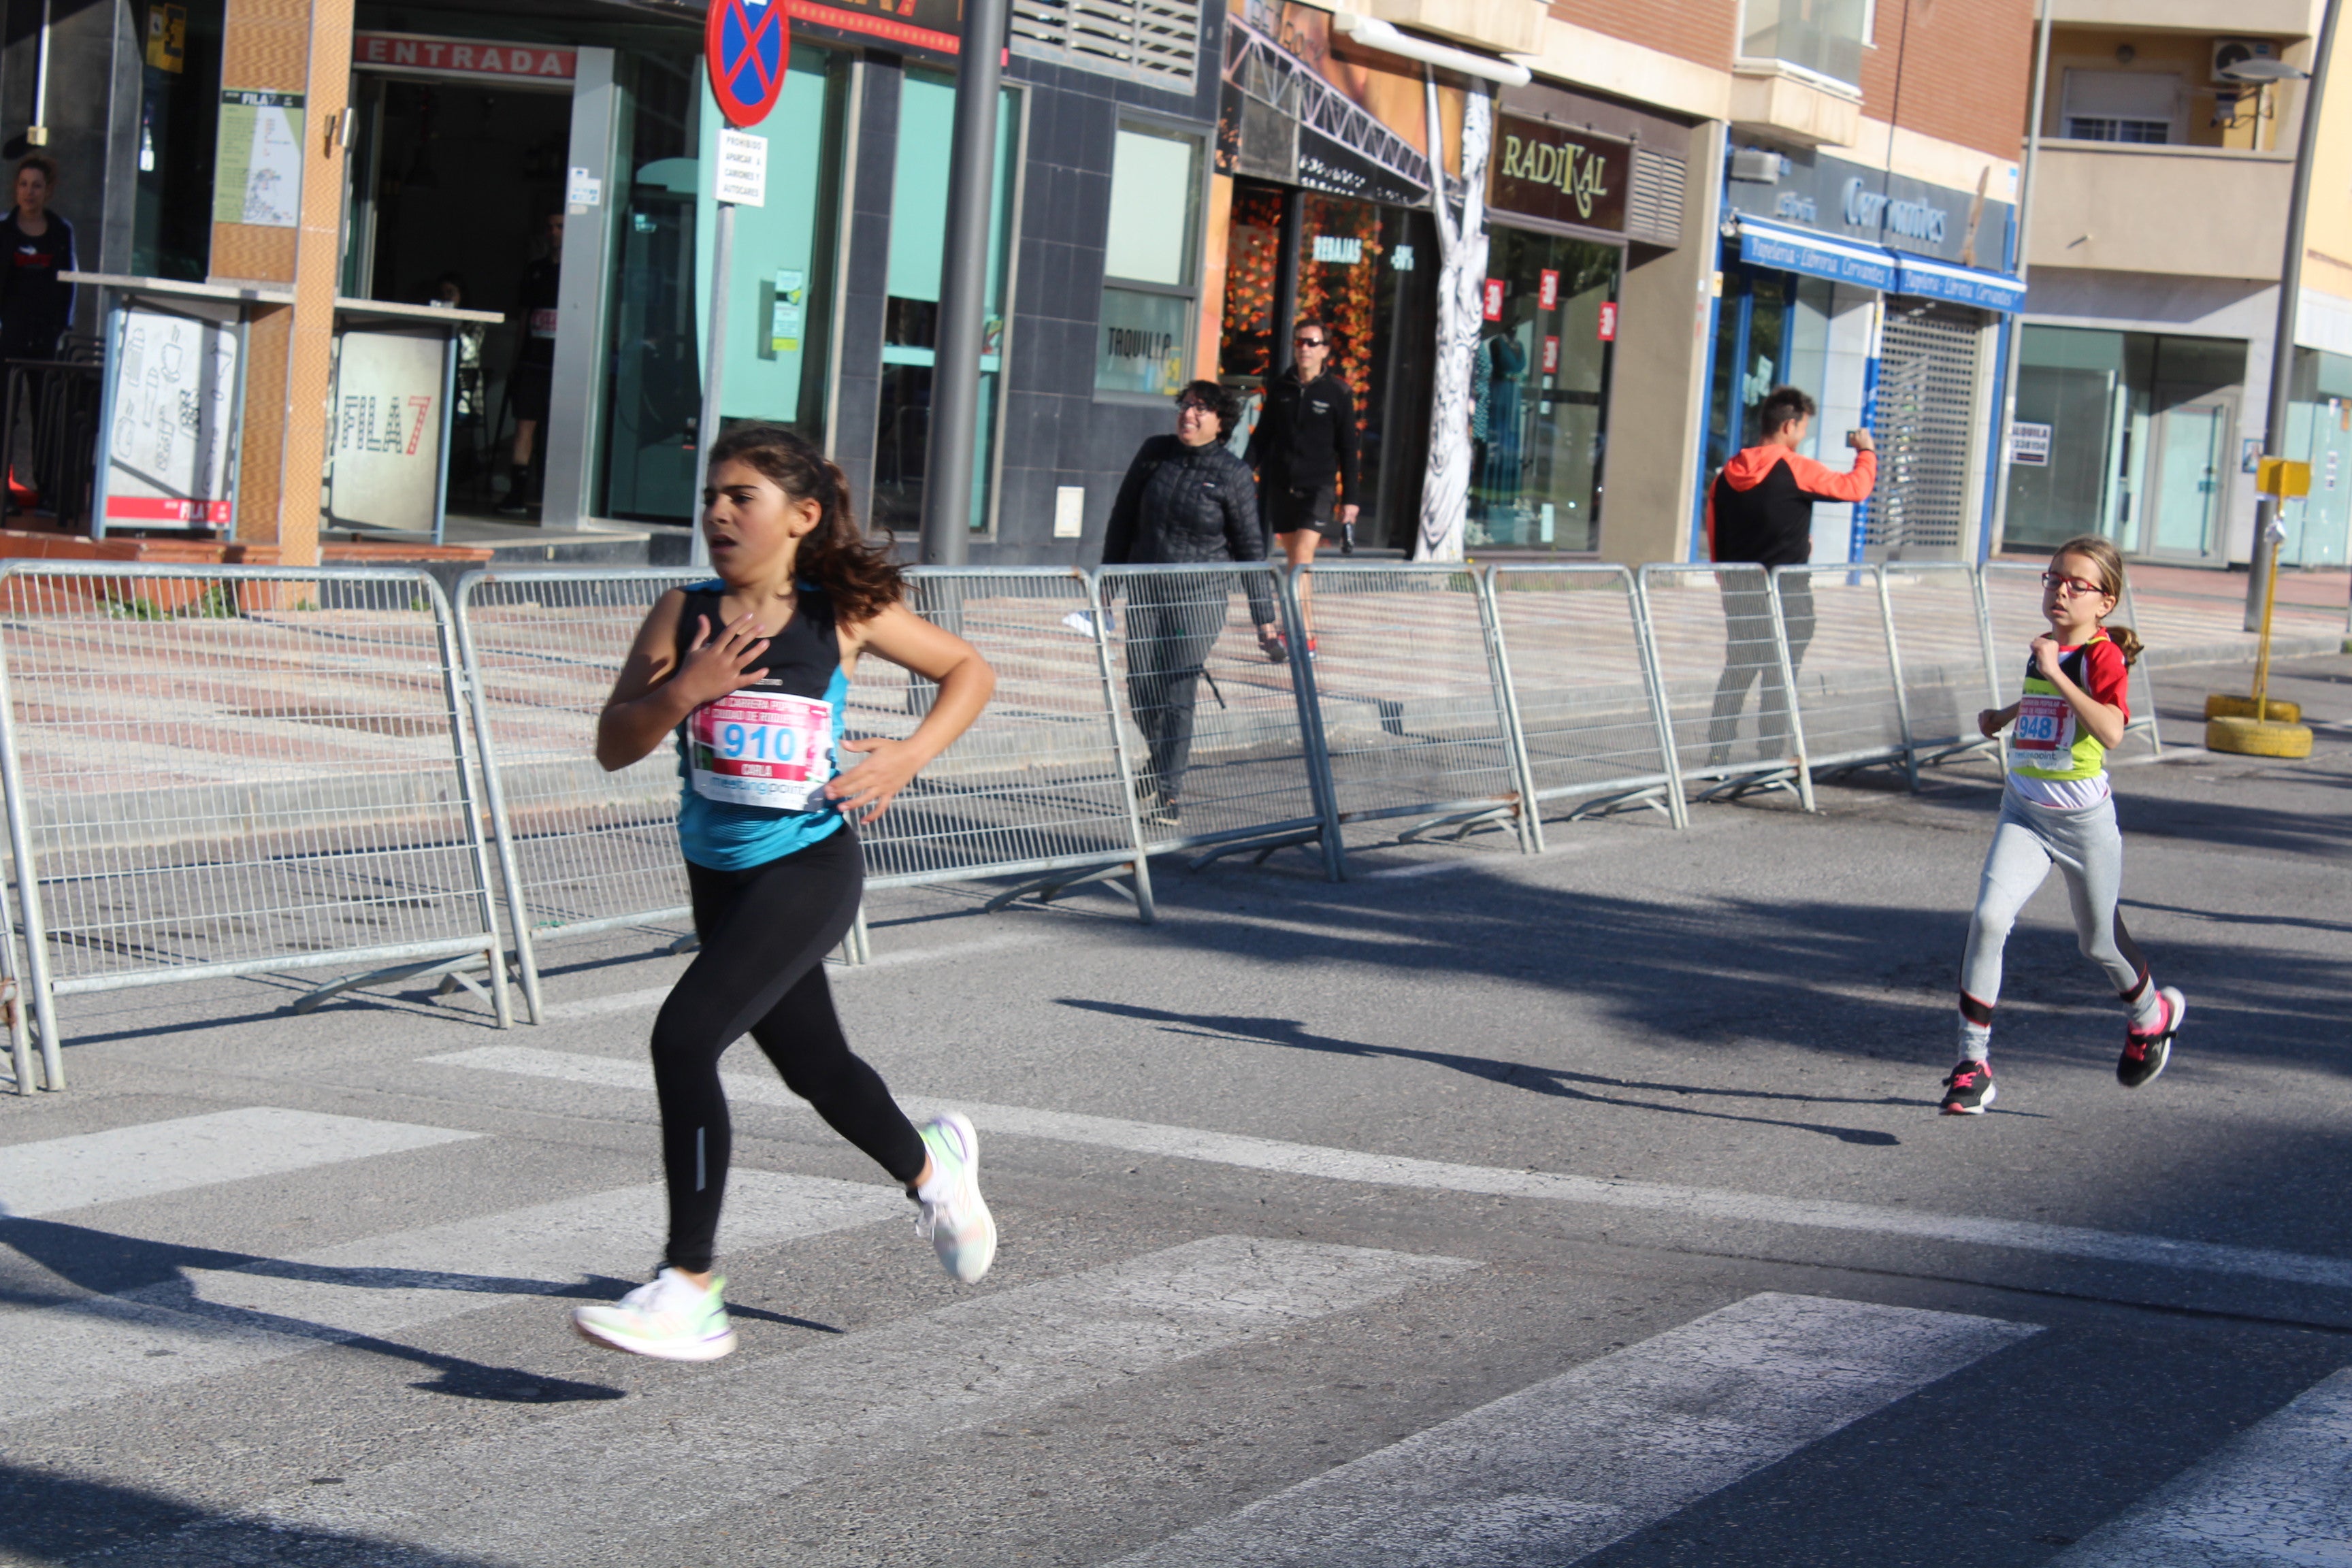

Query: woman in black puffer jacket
[1100,380,1282,826]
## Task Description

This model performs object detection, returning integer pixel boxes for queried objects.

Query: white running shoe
[913,1112,997,1284]
[571,1268,737,1361]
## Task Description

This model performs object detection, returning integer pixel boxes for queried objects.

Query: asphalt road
[1,651,2347,1567]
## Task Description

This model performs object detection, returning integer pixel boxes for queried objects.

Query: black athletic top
[670,580,849,869]
[0,210,75,361]
[1247,366,1360,500]
[513,255,561,368]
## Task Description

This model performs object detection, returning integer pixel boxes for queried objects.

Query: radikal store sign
[1488,114,1629,234]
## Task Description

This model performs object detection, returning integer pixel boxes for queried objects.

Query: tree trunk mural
[1414,72,1492,564]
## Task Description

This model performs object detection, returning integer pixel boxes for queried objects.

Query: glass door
[2146,392,2232,559]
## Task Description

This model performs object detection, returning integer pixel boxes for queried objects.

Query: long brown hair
[708,423,904,623]
[2049,534,2142,666]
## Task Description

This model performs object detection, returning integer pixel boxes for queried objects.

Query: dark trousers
[1706,574,1815,762]
[651,828,926,1273]
[1124,578,1232,800]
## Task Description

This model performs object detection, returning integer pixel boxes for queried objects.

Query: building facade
[2002,0,2352,568]
[2,0,2032,568]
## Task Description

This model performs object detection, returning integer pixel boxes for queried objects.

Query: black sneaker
[1940,1058,1996,1115]
[2119,987,2185,1089]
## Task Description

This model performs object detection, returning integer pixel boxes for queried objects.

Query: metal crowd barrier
[1300,562,1532,850]
[1880,562,2001,767]
[455,568,702,1022]
[852,568,1155,920]
[1485,564,1684,840]
[1770,563,1914,786]
[1094,562,1343,879]
[1637,564,1814,810]
[0,563,511,1078]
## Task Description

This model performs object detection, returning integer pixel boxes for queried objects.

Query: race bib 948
[2012,693,2073,752]
[690,691,834,811]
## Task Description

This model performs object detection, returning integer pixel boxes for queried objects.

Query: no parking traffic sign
[706,0,788,128]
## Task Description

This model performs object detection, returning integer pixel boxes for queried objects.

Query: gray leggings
[1960,790,2151,1024]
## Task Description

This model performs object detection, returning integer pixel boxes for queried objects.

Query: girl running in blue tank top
[572,424,998,1361]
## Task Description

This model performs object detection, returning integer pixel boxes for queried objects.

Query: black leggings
[653,828,927,1273]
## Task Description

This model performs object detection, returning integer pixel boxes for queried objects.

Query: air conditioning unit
[1729,148,1784,184]
[2212,38,2279,84]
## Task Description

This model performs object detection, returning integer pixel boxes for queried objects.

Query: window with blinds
[1011,0,1203,91]
[1625,147,1687,246]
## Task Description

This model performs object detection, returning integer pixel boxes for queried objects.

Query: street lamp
[2226,0,2339,632]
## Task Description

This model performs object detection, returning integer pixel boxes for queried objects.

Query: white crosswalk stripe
[430,1044,2352,1292]
[131,1237,1475,1567]
[1107,1292,2038,1567]
[0,1170,903,1425]
[2050,1368,2352,1567]
[0,1108,478,1217]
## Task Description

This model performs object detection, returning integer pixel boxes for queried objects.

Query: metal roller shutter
[1868,300,1982,557]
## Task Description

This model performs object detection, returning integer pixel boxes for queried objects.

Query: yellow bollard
[2207,502,2313,757]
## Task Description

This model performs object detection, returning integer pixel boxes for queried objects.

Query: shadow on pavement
[1058,998,1910,1145]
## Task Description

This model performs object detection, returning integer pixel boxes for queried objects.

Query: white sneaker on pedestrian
[571,1268,736,1361]
[913,1112,997,1284]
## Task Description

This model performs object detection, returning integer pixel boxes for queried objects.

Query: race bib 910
[689,691,833,811]
[2012,693,2073,752]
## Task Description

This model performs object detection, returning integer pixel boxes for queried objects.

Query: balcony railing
[1740,0,1866,90]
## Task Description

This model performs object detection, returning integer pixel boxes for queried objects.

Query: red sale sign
[1597,301,1618,341]
[1482,279,1504,321]
[1539,270,1559,310]
[1542,336,1560,374]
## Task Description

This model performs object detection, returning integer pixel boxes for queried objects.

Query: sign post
[693,0,786,569]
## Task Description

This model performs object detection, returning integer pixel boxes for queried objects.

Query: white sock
[1959,1021,1991,1061]
[2127,983,2165,1032]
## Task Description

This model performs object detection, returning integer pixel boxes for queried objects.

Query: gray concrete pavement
[0,652,2346,1567]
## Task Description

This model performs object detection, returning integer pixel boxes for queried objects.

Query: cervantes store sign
[1489,113,1629,234]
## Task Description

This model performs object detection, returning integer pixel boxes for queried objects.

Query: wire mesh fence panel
[1882,562,1998,765]
[1095,563,1338,870]
[1296,563,1526,846]
[1637,564,1812,807]
[845,569,1149,911]
[455,570,702,1009]
[1771,564,1910,779]
[1981,560,2157,755]
[0,564,508,1068]
[1485,564,1681,832]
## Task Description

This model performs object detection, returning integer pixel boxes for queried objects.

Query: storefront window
[1097,122,1203,397]
[1218,183,1283,382]
[2283,347,2352,566]
[2006,327,2244,561]
[132,0,226,282]
[873,72,1020,534]
[599,51,705,522]
[1739,0,1865,88]
[1469,227,1618,551]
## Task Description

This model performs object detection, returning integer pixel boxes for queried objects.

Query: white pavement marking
[169,1237,1476,1566]
[0,1171,902,1425]
[0,1109,478,1218]
[2051,1367,2352,1567]
[432,1045,2352,1292]
[539,931,1058,1020]
[1110,1292,2036,1567]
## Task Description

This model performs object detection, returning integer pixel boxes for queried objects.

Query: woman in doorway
[1245,318,1360,659]
[573,424,998,1360]
[0,154,76,507]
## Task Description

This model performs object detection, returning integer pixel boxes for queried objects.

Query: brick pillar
[212,0,353,566]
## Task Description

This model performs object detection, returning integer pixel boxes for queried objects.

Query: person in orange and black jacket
[1703,384,1876,767]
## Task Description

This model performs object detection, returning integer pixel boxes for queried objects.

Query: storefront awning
[1735,217,1900,291]
[1890,253,2027,313]
[1735,216,2026,313]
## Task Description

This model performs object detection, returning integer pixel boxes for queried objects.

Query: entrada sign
[1489,114,1629,233]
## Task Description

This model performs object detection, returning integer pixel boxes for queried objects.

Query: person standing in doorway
[1703,385,1875,766]
[497,211,563,516]
[1245,318,1359,660]
[0,154,76,507]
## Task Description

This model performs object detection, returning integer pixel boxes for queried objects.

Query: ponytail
[707,423,904,623]
[2106,623,2144,666]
